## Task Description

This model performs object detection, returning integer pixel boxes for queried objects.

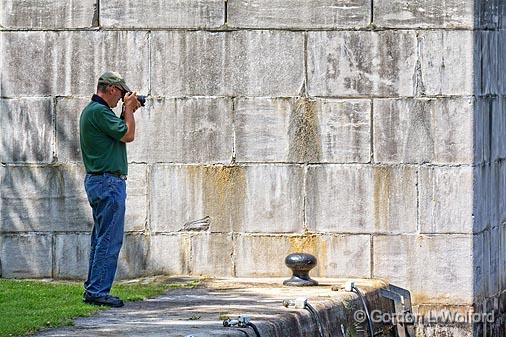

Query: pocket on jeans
[85,177,104,205]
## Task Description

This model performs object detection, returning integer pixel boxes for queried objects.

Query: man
[79,71,141,307]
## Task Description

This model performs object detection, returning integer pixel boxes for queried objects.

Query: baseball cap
[97,71,131,93]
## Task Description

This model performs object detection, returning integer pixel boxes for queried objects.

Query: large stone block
[129,97,233,163]
[373,0,474,28]
[191,233,233,277]
[147,234,191,275]
[0,234,52,278]
[150,164,304,233]
[234,235,292,277]
[419,167,474,234]
[228,0,370,29]
[306,165,417,234]
[151,31,304,96]
[55,97,88,163]
[0,165,92,232]
[373,235,474,305]
[235,98,370,163]
[1,31,149,97]
[0,0,96,29]
[417,31,474,96]
[0,98,54,163]
[308,31,416,97]
[101,0,224,28]
[117,234,149,279]
[373,98,474,164]
[54,234,89,279]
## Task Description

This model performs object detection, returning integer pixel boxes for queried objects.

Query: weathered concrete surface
[305,165,417,234]
[419,167,474,234]
[1,31,149,97]
[417,31,475,96]
[0,234,52,278]
[0,164,146,233]
[373,0,474,28]
[54,234,89,279]
[123,164,148,232]
[235,98,370,163]
[0,98,54,163]
[0,165,91,232]
[54,233,150,280]
[32,277,395,337]
[413,305,474,337]
[2,0,506,335]
[55,97,87,163]
[130,97,233,164]
[478,31,499,96]
[373,235,474,305]
[474,97,493,165]
[56,97,234,164]
[228,0,370,29]
[116,234,150,279]
[490,97,506,162]
[477,0,505,29]
[150,31,304,96]
[100,0,224,29]
[308,31,417,97]
[191,233,234,277]
[234,234,371,278]
[373,98,474,164]
[146,234,191,276]
[0,0,96,29]
[150,165,304,234]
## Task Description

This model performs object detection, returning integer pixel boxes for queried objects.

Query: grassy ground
[0,278,199,337]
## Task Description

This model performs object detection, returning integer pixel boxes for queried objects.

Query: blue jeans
[83,173,126,297]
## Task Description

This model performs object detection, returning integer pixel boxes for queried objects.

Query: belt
[88,172,127,180]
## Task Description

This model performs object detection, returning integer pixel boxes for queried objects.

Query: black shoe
[83,293,124,307]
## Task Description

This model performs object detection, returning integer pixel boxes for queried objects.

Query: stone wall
[1,1,505,335]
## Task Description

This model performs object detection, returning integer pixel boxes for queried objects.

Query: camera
[136,95,146,107]
[121,90,146,107]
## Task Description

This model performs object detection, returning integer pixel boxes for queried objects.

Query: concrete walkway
[34,277,395,337]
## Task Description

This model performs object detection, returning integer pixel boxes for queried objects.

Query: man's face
[109,86,124,108]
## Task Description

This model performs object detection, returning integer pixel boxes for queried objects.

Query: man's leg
[83,175,126,306]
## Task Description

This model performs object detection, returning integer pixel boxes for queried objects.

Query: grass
[0,278,199,337]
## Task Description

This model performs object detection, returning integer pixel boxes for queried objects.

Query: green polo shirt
[79,95,128,175]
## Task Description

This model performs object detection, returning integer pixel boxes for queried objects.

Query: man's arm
[120,92,140,143]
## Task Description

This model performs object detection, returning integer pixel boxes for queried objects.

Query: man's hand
[120,92,139,143]
[123,92,141,114]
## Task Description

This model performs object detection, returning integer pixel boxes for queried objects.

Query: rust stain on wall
[288,234,328,276]
[197,165,247,232]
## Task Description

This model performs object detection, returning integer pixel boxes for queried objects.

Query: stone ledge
[33,277,400,337]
